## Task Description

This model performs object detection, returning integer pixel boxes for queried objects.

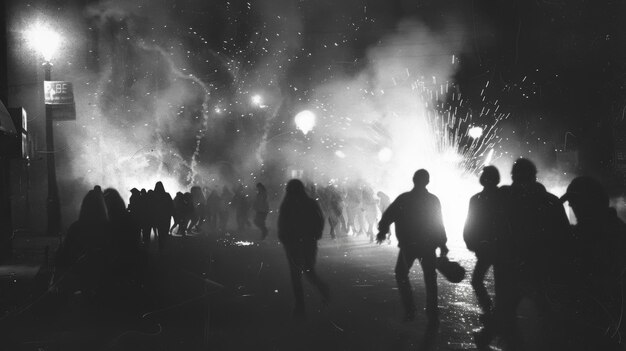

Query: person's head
[511,158,537,184]
[130,188,139,196]
[154,181,165,193]
[412,169,430,189]
[79,186,109,225]
[103,188,126,220]
[285,179,308,199]
[480,166,500,188]
[561,176,609,224]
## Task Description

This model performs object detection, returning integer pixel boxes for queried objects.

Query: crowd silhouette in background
[51,157,626,350]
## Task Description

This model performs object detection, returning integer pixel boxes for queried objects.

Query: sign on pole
[44,81,74,105]
[44,81,76,120]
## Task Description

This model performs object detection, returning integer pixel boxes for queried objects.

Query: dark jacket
[463,186,505,252]
[378,187,447,252]
[278,197,324,245]
[499,182,571,281]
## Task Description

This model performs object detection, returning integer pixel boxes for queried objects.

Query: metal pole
[44,61,61,236]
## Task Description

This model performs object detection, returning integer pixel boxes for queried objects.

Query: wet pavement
[203,230,494,351]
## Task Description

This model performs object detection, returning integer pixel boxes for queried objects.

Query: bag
[436,256,466,283]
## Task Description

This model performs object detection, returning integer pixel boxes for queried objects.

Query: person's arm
[376,197,399,243]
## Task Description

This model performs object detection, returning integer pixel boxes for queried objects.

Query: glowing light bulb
[468,126,483,139]
[25,23,62,62]
[295,110,316,135]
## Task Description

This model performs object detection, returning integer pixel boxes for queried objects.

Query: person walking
[278,179,330,318]
[253,182,270,239]
[376,169,449,324]
[463,166,504,320]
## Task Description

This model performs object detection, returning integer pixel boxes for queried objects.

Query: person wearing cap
[376,169,449,324]
[561,176,626,350]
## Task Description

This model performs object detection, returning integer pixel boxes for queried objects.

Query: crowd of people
[461,159,626,350]
[51,157,626,350]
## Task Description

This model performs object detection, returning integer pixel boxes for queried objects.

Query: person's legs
[395,248,417,320]
[302,243,330,304]
[142,226,151,245]
[328,217,336,239]
[285,246,305,316]
[471,253,493,314]
[419,251,438,321]
[254,212,268,239]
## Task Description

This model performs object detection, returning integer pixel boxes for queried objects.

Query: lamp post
[26,24,62,236]
[43,61,61,236]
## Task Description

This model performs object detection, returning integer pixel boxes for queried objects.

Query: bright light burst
[25,22,62,62]
[294,110,316,135]
[251,94,263,106]
[468,126,484,139]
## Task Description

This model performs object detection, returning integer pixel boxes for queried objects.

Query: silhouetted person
[189,186,206,233]
[325,185,344,239]
[205,189,221,232]
[253,183,269,239]
[376,169,449,323]
[145,189,156,243]
[171,192,186,234]
[128,188,142,241]
[219,186,233,232]
[475,158,571,350]
[104,188,138,260]
[560,177,626,350]
[138,189,152,245]
[278,179,330,318]
[362,186,378,242]
[180,192,194,235]
[463,166,504,319]
[54,186,111,297]
[346,185,362,235]
[153,182,174,251]
[232,185,250,231]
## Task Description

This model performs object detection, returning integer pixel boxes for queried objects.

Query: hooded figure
[278,179,330,318]
[54,186,111,295]
[104,188,138,258]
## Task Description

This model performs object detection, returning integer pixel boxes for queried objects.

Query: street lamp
[26,23,62,235]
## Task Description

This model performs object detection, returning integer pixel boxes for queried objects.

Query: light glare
[25,23,62,62]
[468,126,484,139]
[294,110,316,135]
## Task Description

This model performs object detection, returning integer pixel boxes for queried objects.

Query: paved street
[200,229,490,351]
[0,227,499,351]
